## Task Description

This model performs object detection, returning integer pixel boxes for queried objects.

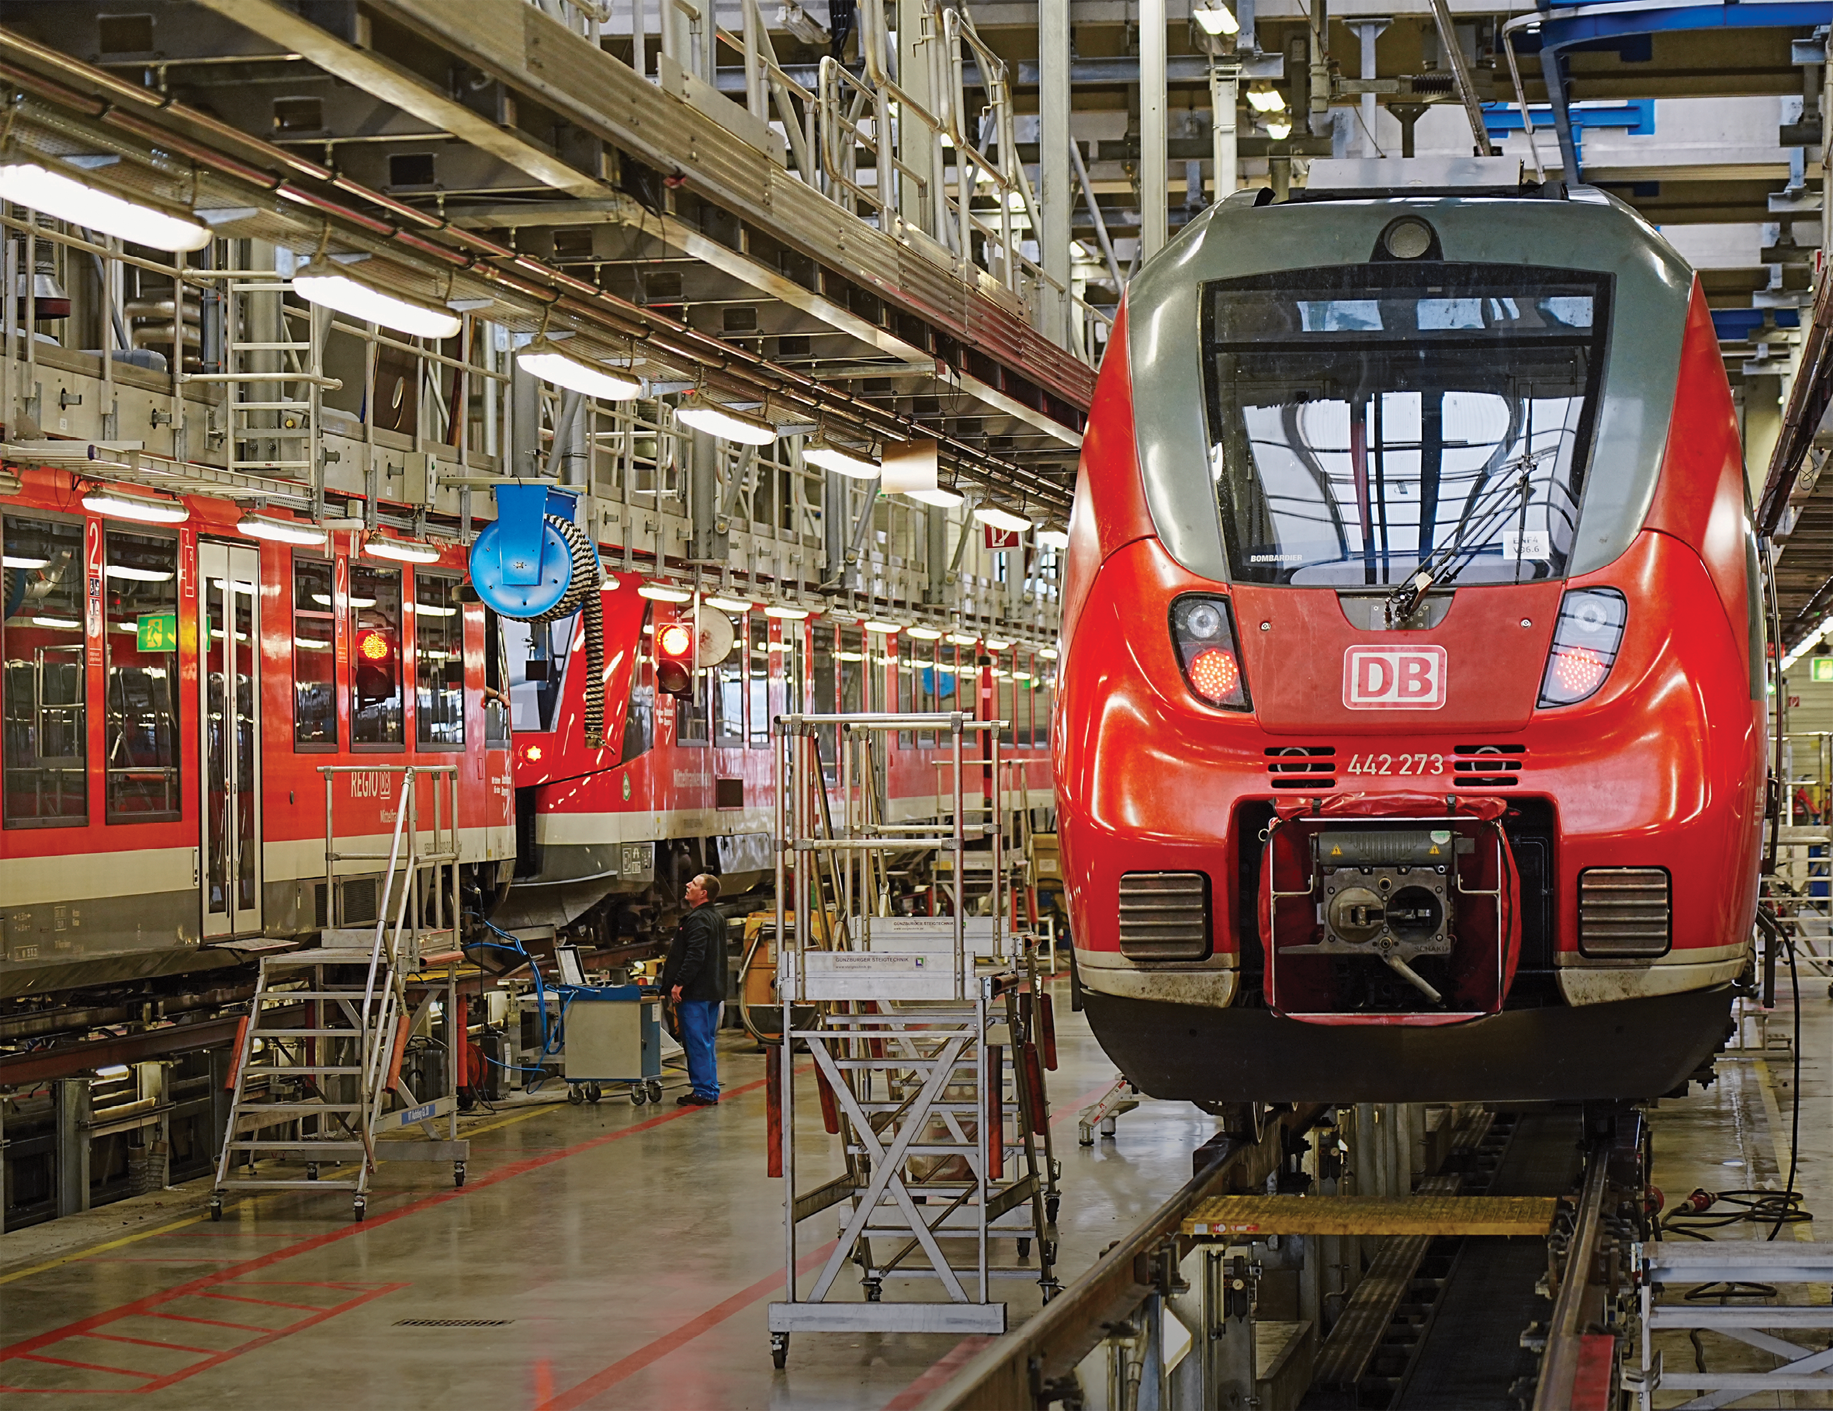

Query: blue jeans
[679,999,722,1099]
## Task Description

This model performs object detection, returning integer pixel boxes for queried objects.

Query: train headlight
[1537,587,1627,708]
[1170,595,1251,711]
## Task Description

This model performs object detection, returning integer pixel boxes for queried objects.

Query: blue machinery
[466,483,608,746]
[1500,0,1830,183]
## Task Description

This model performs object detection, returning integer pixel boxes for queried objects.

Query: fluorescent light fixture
[103,564,174,583]
[1266,118,1292,140]
[2,554,48,569]
[973,505,1032,533]
[414,602,457,617]
[704,595,756,613]
[905,487,965,508]
[1247,83,1288,113]
[904,625,943,640]
[835,650,865,662]
[33,615,80,629]
[764,604,810,620]
[863,620,903,635]
[676,401,777,446]
[1194,2,1239,35]
[293,263,462,340]
[294,636,332,651]
[985,638,1013,651]
[1035,528,1071,550]
[1013,670,1033,681]
[804,439,881,479]
[947,632,979,647]
[637,582,693,603]
[362,534,442,564]
[1040,646,1059,660]
[0,162,211,252]
[238,511,327,546]
[94,1064,131,1079]
[517,339,641,401]
[82,487,188,524]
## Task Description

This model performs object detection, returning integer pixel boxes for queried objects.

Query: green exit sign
[137,611,177,652]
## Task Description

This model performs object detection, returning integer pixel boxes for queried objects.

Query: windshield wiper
[1383,450,1545,626]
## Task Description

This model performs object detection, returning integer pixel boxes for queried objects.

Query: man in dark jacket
[663,873,725,1105]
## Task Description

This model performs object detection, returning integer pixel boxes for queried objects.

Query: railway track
[921,1105,1643,1411]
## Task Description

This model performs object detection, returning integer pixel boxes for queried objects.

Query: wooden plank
[1182,1194,1559,1239]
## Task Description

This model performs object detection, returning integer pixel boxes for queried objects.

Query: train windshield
[1202,263,1610,587]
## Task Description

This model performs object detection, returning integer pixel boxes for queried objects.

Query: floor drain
[394,1319,513,1327]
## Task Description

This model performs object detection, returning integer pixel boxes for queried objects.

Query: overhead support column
[1040,0,1072,343]
[1346,19,1391,158]
[1141,0,1168,261]
[1539,46,1581,183]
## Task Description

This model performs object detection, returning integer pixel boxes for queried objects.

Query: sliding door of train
[198,542,262,938]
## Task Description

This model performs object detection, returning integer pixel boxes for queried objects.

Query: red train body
[1056,185,1765,1104]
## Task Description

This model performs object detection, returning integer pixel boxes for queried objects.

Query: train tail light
[1171,595,1251,710]
[656,619,695,698]
[1537,587,1627,708]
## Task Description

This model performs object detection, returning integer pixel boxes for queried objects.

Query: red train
[1056,182,1766,1104]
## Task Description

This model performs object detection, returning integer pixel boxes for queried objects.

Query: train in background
[0,462,1057,1002]
[1056,173,1767,1106]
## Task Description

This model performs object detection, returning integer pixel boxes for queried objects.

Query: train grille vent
[1578,868,1671,957]
[1265,746,1335,788]
[1453,744,1524,786]
[1117,872,1211,962]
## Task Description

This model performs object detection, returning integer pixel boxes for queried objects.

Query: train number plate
[1344,753,1446,776]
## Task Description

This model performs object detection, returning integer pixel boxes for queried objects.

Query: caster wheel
[771,1333,789,1370]
[1099,1116,1117,1138]
[209,1198,223,1222]
[631,1085,648,1106]
[1078,1124,1094,1147]
[568,1085,585,1105]
[585,1083,602,1104]
[647,1080,663,1103]
[353,1199,366,1223]
[306,1164,319,1182]
[1017,1238,1031,1260]
[1046,1195,1060,1224]
[864,1281,882,1302]
[454,1164,466,1189]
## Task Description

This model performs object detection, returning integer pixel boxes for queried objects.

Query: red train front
[1056,181,1766,1105]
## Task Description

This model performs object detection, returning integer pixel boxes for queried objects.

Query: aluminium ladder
[211,766,467,1221]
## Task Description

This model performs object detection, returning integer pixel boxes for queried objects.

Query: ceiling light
[905,625,943,640]
[238,511,327,546]
[517,338,641,401]
[82,486,188,524]
[1035,528,1071,550]
[0,162,211,253]
[293,262,462,340]
[947,632,979,647]
[1266,118,1292,140]
[1040,646,1059,660]
[804,439,881,479]
[637,582,693,603]
[764,604,810,620]
[1194,2,1239,35]
[1247,83,1287,113]
[676,401,777,446]
[985,638,1013,651]
[94,1064,131,1080]
[104,564,174,582]
[863,619,903,635]
[704,595,755,613]
[32,615,79,629]
[905,486,965,508]
[362,534,443,564]
[1,554,48,569]
[973,505,1033,533]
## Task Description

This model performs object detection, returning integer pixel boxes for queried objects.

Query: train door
[198,542,262,937]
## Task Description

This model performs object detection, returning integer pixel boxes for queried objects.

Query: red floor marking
[16,1355,154,1379]
[880,1335,995,1410]
[536,1242,841,1411]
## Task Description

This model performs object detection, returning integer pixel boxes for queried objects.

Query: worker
[664,872,726,1106]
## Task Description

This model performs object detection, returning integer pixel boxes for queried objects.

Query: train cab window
[748,614,770,747]
[620,605,654,764]
[414,574,464,748]
[1202,265,1610,587]
[349,564,404,747]
[912,640,940,747]
[483,608,511,750]
[292,556,336,749]
[503,613,572,735]
[712,609,744,748]
[812,623,836,777]
[2,514,86,827]
[998,661,1016,748]
[104,528,181,820]
[839,626,864,714]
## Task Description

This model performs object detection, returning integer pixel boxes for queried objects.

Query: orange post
[224,1014,250,1090]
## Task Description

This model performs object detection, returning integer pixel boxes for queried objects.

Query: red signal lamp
[656,619,695,698]
[357,629,392,662]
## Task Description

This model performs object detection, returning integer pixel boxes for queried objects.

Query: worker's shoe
[677,1092,718,1107]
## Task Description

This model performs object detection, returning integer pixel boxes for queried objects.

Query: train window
[483,608,511,750]
[621,604,654,764]
[414,574,464,748]
[748,614,770,747]
[811,623,836,777]
[349,564,404,747]
[998,664,1016,748]
[503,614,572,735]
[292,557,337,749]
[1202,264,1610,588]
[914,641,940,747]
[712,609,745,748]
[104,528,181,820]
[2,514,86,827]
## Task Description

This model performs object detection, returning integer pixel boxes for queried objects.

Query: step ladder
[211,766,467,1221]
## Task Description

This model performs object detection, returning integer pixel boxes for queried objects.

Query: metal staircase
[211,765,467,1221]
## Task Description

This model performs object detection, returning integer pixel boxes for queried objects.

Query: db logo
[1344,645,1447,710]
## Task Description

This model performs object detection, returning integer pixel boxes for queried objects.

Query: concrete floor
[0,973,1817,1409]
